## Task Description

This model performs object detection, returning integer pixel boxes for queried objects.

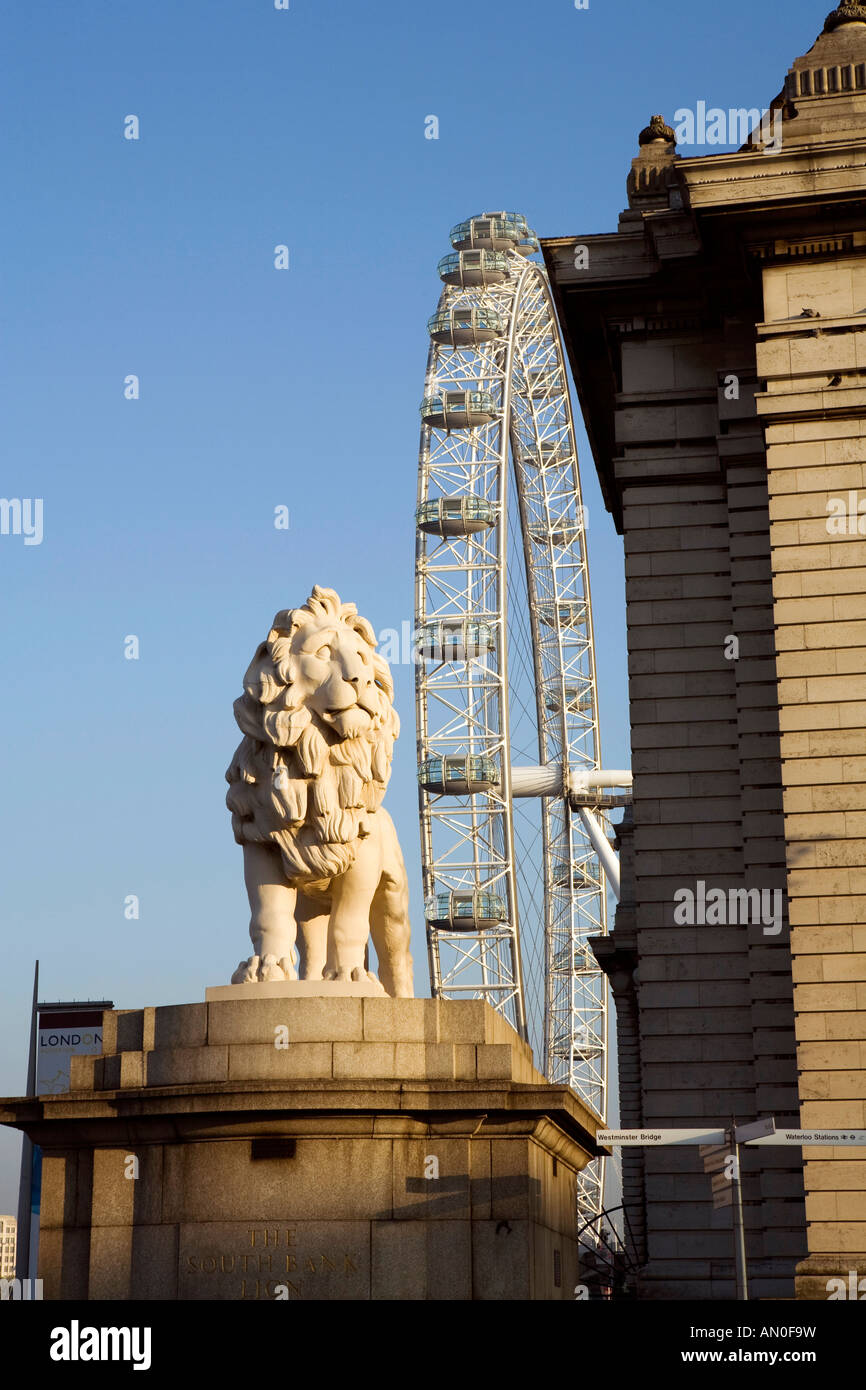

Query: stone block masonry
[544,8,866,1299]
[0,997,602,1301]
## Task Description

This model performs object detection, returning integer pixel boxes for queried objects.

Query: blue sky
[0,0,826,1212]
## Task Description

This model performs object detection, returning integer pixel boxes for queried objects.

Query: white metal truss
[414,213,610,1221]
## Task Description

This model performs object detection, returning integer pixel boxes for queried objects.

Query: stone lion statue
[226,585,414,997]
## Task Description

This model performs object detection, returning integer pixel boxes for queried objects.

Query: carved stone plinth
[0,998,602,1301]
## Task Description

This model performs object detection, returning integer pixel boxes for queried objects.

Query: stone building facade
[544,5,866,1298]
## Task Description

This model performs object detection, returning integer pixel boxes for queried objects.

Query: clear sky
[0,0,826,1213]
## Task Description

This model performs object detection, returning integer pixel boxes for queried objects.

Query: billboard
[36,1009,104,1095]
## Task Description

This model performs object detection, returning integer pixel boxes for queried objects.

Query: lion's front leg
[232,842,299,982]
[324,832,381,984]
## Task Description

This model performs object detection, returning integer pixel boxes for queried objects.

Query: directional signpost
[597,1129,725,1146]
[746,1129,866,1146]
[596,1118,866,1300]
[596,1122,866,1148]
[734,1117,777,1144]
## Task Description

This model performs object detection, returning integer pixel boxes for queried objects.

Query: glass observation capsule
[550,521,583,545]
[427,305,505,347]
[550,1027,603,1058]
[529,518,583,548]
[518,441,572,470]
[449,214,531,252]
[538,600,587,628]
[425,889,508,929]
[544,683,594,714]
[457,212,538,257]
[525,367,563,399]
[552,942,600,975]
[418,754,500,795]
[552,861,601,889]
[416,618,496,660]
[420,389,497,430]
[416,495,496,536]
[438,250,510,288]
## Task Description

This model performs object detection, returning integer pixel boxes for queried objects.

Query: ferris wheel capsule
[449,214,530,252]
[514,234,541,257]
[416,617,496,660]
[418,754,500,795]
[538,599,588,629]
[517,440,571,469]
[461,212,539,258]
[425,889,509,930]
[530,519,584,547]
[552,861,602,890]
[419,389,497,430]
[437,249,510,287]
[416,496,496,536]
[427,305,505,346]
[544,683,594,715]
[525,366,564,398]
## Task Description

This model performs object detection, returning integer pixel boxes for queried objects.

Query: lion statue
[225,585,414,997]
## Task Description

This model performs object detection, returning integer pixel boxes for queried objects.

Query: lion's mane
[225,585,399,887]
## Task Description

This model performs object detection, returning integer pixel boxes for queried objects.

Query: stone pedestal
[0,997,601,1301]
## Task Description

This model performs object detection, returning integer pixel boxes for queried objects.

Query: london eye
[414,211,630,1219]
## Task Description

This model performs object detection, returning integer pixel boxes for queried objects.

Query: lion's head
[226,585,399,885]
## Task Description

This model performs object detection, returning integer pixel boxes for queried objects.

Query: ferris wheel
[413,211,631,1221]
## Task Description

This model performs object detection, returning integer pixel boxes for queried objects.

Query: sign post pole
[14,961,38,1282]
[729,1122,749,1301]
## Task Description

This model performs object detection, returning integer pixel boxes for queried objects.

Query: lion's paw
[231,956,261,984]
[258,953,287,981]
[232,954,298,984]
[322,966,386,993]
